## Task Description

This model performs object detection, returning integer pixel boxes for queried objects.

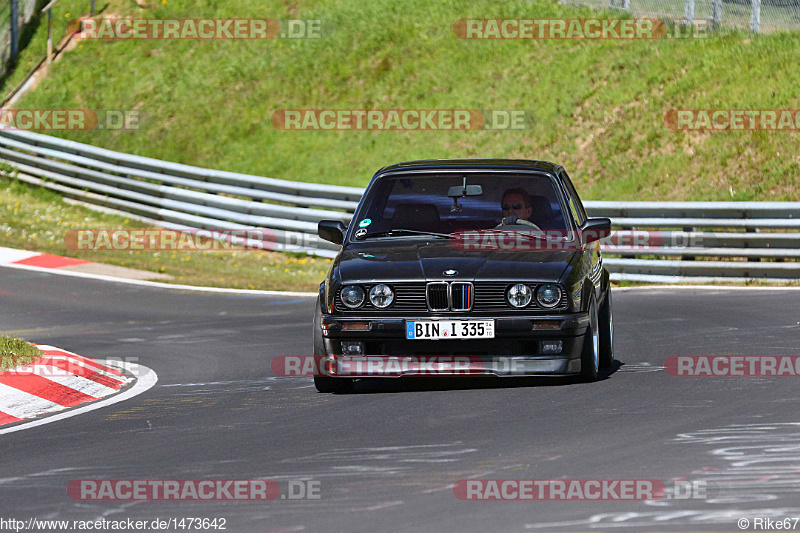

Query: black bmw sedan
[312,159,613,393]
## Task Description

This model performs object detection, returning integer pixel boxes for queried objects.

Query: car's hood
[335,241,575,283]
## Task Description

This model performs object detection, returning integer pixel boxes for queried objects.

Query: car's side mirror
[318,220,347,245]
[580,218,612,245]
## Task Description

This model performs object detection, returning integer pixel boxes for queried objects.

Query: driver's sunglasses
[502,203,527,211]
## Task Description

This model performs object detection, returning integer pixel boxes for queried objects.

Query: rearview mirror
[318,220,347,245]
[447,184,483,198]
[580,218,612,245]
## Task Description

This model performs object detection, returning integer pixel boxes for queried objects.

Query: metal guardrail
[0,128,798,282]
[563,0,800,33]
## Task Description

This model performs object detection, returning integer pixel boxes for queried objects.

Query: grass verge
[0,336,43,371]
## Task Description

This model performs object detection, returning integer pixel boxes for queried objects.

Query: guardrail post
[10,0,19,64]
[623,0,631,9]
[711,0,722,29]
[746,227,761,262]
[91,0,96,16]
[684,0,695,25]
[750,0,761,32]
[46,9,53,65]
[682,226,696,261]
[41,0,59,67]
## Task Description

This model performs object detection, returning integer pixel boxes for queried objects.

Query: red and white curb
[0,344,157,434]
[0,246,91,270]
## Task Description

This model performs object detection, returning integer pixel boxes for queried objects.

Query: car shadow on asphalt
[344,360,624,394]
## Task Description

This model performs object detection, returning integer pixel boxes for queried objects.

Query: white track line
[0,262,317,296]
[35,345,80,355]
[0,361,158,435]
[612,284,800,292]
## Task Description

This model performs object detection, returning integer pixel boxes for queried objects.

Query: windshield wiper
[355,229,451,240]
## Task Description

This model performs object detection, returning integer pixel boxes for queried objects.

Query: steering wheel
[494,214,542,231]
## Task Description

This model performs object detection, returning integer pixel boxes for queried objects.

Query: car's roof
[375,159,562,175]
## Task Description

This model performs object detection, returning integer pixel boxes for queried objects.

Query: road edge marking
[0,262,317,296]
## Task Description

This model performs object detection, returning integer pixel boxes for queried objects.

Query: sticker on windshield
[355,228,368,238]
[359,218,371,228]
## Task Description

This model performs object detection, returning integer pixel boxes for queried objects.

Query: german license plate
[405,320,495,340]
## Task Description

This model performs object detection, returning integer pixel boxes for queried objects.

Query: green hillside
[7,0,800,200]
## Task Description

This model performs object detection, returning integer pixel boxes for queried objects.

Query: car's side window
[559,171,587,227]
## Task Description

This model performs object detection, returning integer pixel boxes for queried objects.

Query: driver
[500,188,539,228]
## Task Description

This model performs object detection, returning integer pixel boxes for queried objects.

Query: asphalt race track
[1,266,800,532]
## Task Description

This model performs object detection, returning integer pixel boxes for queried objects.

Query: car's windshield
[351,172,568,240]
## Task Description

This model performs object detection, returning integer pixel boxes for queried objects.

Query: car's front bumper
[316,313,589,377]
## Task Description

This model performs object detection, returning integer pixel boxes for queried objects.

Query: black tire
[579,293,600,383]
[599,287,614,368]
[312,296,354,393]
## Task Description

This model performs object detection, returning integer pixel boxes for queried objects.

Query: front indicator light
[533,320,561,330]
[342,321,370,331]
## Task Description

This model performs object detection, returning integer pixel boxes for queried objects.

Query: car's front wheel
[579,293,600,382]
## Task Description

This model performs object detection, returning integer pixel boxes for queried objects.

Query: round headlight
[369,284,394,308]
[507,284,532,308]
[536,284,562,308]
[340,285,365,308]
